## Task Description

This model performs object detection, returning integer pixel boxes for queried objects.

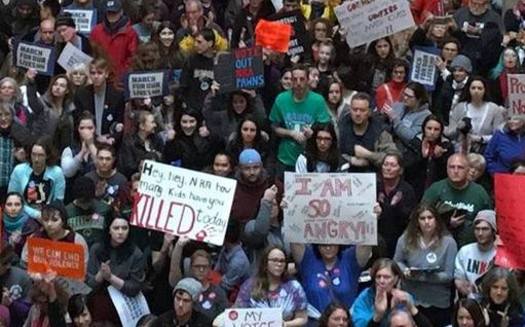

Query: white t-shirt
[454,242,496,284]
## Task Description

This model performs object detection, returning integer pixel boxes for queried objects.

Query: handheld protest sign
[27,237,86,280]
[255,19,292,53]
[494,174,525,270]
[108,286,150,326]
[124,71,169,99]
[57,42,93,71]
[14,41,56,76]
[268,10,307,57]
[130,161,237,246]
[214,47,265,94]
[63,9,97,35]
[283,172,377,245]
[409,46,441,91]
[225,308,283,327]
[334,0,415,48]
[507,74,525,117]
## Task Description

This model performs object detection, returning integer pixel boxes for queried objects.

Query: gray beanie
[173,277,203,301]
[474,210,497,232]
[451,55,473,74]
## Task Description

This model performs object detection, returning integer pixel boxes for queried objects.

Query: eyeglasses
[392,70,405,75]
[191,264,210,270]
[316,136,333,142]
[403,92,416,98]
[268,258,286,264]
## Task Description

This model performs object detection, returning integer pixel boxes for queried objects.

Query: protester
[318,302,352,327]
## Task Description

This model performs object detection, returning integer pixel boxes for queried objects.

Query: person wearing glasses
[295,122,340,173]
[219,245,308,326]
[382,82,432,153]
[375,59,410,113]
[168,237,228,321]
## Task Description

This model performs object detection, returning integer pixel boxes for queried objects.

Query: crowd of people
[0,0,525,325]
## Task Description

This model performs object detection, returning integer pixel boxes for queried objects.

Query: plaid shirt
[0,135,14,187]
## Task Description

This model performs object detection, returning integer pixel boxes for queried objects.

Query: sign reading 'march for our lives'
[130,161,237,246]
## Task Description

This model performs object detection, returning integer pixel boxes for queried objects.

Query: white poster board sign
[410,47,440,91]
[225,308,282,327]
[131,160,237,246]
[283,172,377,245]
[63,9,96,35]
[107,286,150,327]
[508,74,525,116]
[57,42,93,71]
[334,0,415,48]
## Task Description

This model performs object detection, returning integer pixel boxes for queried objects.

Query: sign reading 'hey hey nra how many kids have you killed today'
[283,172,377,245]
[130,161,237,246]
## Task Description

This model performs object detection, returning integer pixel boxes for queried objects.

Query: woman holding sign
[231,245,308,326]
[393,204,457,327]
[86,215,146,324]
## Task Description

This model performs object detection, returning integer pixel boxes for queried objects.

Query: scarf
[3,211,29,234]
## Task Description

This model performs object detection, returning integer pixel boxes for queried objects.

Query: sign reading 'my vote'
[284,172,377,245]
[131,161,237,246]
[334,0,415,48]
[225,308,282,327]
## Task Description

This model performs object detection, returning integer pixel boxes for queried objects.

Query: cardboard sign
[214,47,265,93]
[283,173,377,245]
[108,286,150,327]
[269,10,307,57]
[225,308,282,327]
[507,74,525,116]
[410,46,440,91]
[130,161,237,246]
[14,41,55,75]
[494,174,525,270]
[125,71,169,99]
[63,9,97,35]
[27,237,85,280]
[255,19,292,53]
[334,0,415,48]
[57,42,93,71]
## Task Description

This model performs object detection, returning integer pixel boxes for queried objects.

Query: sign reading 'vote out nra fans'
[284,173,377,245]
[334,0,415,48]
[131,161,237,246]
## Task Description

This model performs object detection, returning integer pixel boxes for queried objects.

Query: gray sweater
[391,102,432,146]
[394,233,458,308]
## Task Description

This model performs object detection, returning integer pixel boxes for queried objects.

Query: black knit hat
[56,13,76,29]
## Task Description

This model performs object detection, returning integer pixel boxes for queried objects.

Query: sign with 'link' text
[131,161,237,246]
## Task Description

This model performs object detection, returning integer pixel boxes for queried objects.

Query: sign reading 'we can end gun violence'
[334,0,415,48]
[27,237,86,280]
[283,173,377,245]
[131,161,237,246]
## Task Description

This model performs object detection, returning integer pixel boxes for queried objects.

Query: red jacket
[90,20,138,78]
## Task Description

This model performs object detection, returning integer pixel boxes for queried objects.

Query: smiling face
[212,154,232,177]
[232,94,247,114]
[159,27,175,47]
[318,44,332,65]
[431,23,447,39]
[281,71,292,90]
[180,114,198,136]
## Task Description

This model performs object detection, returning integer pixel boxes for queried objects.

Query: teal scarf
[3,212,29,234]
